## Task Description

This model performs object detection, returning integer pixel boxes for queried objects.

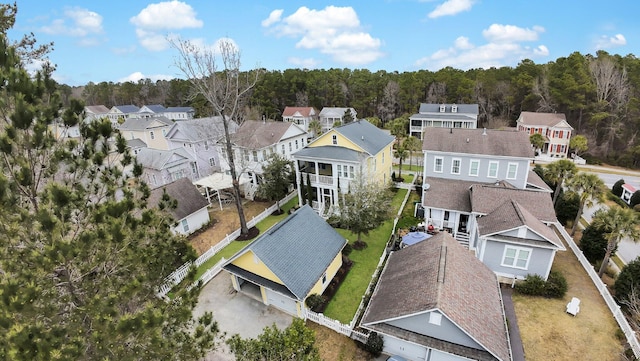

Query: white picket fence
[157,191,297,297]
[557,224,640,358]
[303,308,368,343]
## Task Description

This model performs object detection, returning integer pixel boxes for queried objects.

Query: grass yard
[394,163,424,173]
[323,188,408,323]
[512,230,624,361]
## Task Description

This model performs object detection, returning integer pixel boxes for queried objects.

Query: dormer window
[439,104,446,113]
[452,104,457,113]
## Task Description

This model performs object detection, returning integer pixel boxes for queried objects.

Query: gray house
[148,177,210,235]
[136,147,197,188]
[361,232,512,361]
[410,103,479,139]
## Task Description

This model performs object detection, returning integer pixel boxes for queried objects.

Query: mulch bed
[235,226,260,241]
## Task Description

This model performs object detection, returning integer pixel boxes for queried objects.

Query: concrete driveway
[194,272,293,360]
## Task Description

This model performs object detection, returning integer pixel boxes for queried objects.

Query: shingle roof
[165,106,194,112]
[418,103,479,114]
[470,183,557,222]
[293,145,365,162]
[362,232,511,361]
[126,138,147,148]
[410,113,477,121]
[333,120,394,156]
[422,177,480,212]
[231,120,300,149]
[119,116,174,131]
[423,127,534,159]
[136,147,193,170]
[166,117,230,142]
[143,104,167,113]
[518,111,571,128]
[526,170,552,192]
[319,107,356,118]
[148,177,208,220]
[224,205,346,300]
[477,200,563,249]
[85,105,110,114]
[283,106,317,117]
[112,105,140,113]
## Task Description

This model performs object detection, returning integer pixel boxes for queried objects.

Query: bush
[614,257,640,302]
[607,191,629,208]
[555,190,579,225]
[305,294,326,312]
[514,272,567,299]
[514,274,546,296]
[391,171,397,181]
[631,190,640,208]
[341,243,353,256]
[580,223,610,263]
[544,271,568,298]
[358,331,383,357]
[612,179,625,197]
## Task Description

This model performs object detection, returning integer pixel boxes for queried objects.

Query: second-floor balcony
[302,172,334,185]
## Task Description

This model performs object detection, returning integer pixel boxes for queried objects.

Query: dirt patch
[189,200,272,255]
[307,322,371,361]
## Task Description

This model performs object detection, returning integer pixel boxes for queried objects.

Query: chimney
[482,127,487,136]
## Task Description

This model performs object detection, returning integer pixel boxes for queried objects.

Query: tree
[568,172,606,236]
[579,222,610,263]
[545,159,577,206]
[612,178,625,197]
[394,144,409,180]
[555,190,579,226]
[389,116,408,142]
[256,153,292,214]
[338,175,392,246]
[308,119,322,139]
[171,37,261,237]
[0,35,219,360]
[227,318,320,361]
[591,207,640,277]
[343,108,354,124]
[569,135,588,157]
[615,258,640,303]
[529,133,545,155]
[402,135,422,170]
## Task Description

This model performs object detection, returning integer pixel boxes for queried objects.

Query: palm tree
[394,145,409,180]
[568,172,606,236]
[591,207,640,277]
[545,159,577,206]
[402,136,422,170]
[529,133,545,156]
[308,120,322,139]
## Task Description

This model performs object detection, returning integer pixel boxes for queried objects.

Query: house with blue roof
[409,103,479,139]
[222,205,347,317]
[292,119,394,216]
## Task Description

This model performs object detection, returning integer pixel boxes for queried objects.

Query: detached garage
[223,205,347,317]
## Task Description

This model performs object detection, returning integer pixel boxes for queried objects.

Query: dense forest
[63,50,640,168]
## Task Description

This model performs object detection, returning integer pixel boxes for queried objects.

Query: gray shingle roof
[224,205,346,300]
[477,200,564,249]
[112,105,140,113]
[143,104,167,113]
[293,145,365,162]
[422,177,480,212]
[231,120,302,149]
[166,117,230,142]
[362,232,511,361]
[126,138,147,148]
[119,116,174,131]
[526,170,552,192]
[148,177,208,221]
[422,127,534,159]
[85,105,110,114]
[410,113,476,121]
[470,183,557,222]
[518,111,571,128]
[165,106,194,112]
[136,147,193,170]
[333,120,394,156]
[418,103,479,114]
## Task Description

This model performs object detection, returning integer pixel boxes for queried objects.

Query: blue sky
[8,0,639,86]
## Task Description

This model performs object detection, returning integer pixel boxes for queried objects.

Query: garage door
[383,335,427,361]
[430,349,473,361]
[265,288,298,316]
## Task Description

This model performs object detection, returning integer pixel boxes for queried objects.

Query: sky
[8,0,640,86]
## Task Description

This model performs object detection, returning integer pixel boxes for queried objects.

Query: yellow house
[118,116,174,150]
[292,119,394,215]
[222,205,347,317]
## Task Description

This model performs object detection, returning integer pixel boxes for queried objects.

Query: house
[361,232,512,361]
[318,107,357,132]
[222,204,347,317]
[127,138,147,156]
[282,106,319,134]
[293,120,394,215]
[148,177,210,235]
[107,104,140,125]
[409,103,479,139]
[136,147,197,187]
[621,183,637,205]
[218,120,307,198]
[135,104,195,120]
[136,104,167,118]
[419,127,564,280]
[118,116,174,150]
[164,106,195,120]
[84,105,110,121]
[166,117,235,179]
[516,111,573,160]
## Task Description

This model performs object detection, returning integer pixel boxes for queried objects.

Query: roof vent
[466,138,469,143]
[482,127,487,136]
[361,136,364,141]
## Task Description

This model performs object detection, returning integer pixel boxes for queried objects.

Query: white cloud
[261,9,283,27]
[416,23,548,70]
[288,57,320,69]
[595,34,627,50]
[482,24,544,43]
[118,71,174,83]
[112,45,137,55]
[40,7,103,44]
[263,6,383,65]
[130,1,203,51]
[428,0,475,19]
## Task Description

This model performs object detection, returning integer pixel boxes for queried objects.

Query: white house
[318,107,357,133]
[409,103,479,139]
[282,106,319,134]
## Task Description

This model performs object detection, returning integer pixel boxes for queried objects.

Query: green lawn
[393,163,424,172]
[323,188,408,323]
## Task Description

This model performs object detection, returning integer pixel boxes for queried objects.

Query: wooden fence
[556,224,640,358]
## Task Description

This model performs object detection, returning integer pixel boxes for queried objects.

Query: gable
[311,129,366,153]
[230,251,284,285]
[147,177,209,220]
[281,123,307,140]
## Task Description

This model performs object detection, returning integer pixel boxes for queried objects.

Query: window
[191,162,197,174]
[302,138,305,146]
[502,246,531,269]
[243,149,249,162]
[252,151,258,162]
[162,129,167,137]
[205,141,209,150]
[181,219,189,233]
[349,166,355,179]
[281,144,285,155]
[332,135,337,145]
[289,142,292,152]
[451,158,461,175]
[150,131,155,140]
[151,174,157,185]
[429,312,442,326]
[507,163,518,179]
[382,151,385,164]
[434,157,443,173]
[209,157,216,166]
[322,272,327,284]
[295,140,299,149]
[262,150,266,160]
[469,159,480,176]
[337,165,343,178]
[488,161,498,178]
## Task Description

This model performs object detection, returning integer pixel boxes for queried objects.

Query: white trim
[469,159,480,176]
[501,245,532,270]
[451,158,461,175]
[506,162,518,180]
[488,161,499,178]
[434,156,444,173]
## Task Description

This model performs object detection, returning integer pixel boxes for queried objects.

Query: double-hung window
[451,158,461,175]
[469,159,480,176]
[502,246,531,269]
[488,161,498,178]
[434,157,444,173]
[507,162,518,179]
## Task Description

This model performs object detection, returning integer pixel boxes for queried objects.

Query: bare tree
[171,38,261,236]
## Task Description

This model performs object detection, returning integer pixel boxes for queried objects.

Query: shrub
[614,257,640,302]
[631,190,640,208]
[326,215,342,228]
[305,294,326,312]
[607,191,629,208]
[580,223,610,263]
[612,179,625,197]
[358,331,383,357]
[544,271,568,298]
[634,204,640,213]
[555,190,579,225]
[514,274,546,296]
[341,243,353,256]
[391,171,397,181]
[514,272,567,299]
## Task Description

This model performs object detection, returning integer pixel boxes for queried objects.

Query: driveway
[194,272,294,360]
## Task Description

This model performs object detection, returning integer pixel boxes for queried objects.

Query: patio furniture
[566,297,580,316]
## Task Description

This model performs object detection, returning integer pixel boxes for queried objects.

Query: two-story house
[136,147,197,187]
[409,103,479,139]
[84,105,110,121]
[107,105,140,126]
[318,107,357,133]
[218,120,307,199]
[516,111,573,160]
[419,127,565,281]
[293,120,394,216]
[118,116,174,150]
[282,106,319,134]
[135,104,195,120]
[165,117,235,180]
